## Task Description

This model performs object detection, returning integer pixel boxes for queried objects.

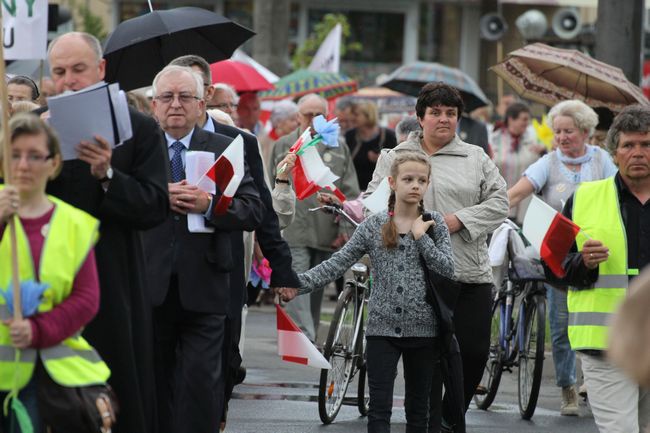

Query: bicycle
[474,221,547,420]
[308,204,370,424]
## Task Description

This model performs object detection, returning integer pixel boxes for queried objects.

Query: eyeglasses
[209,102,238,110]
[300,111,325,119]
[154,92,200,104]
[11,153,53,165]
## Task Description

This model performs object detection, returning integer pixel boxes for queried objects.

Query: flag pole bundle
[522,196,581,277]
[281,115,346,202]
[276,304,331,369]
[198,135,245,215]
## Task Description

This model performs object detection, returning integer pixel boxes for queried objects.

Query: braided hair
[381,151,431,249]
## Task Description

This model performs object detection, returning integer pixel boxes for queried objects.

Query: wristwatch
[274,177,290,185]
[99,166,114,183]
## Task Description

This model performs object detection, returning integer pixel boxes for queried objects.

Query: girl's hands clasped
[411,215,436,240]
[0,185,19,225]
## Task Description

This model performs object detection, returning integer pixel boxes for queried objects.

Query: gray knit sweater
[298,212,454,338]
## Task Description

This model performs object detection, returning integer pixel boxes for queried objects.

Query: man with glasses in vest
[551,104,650,433]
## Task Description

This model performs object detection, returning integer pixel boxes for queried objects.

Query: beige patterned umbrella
[491,43,648,111]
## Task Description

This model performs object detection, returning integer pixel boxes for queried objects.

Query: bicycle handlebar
[308,205,359,227]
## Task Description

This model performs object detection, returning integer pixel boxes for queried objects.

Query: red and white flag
[201,135,245,215]
[289,130,346,202]
[276,305,331,369]
[522,196,580,277]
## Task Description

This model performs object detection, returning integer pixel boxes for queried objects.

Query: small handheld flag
[276,305,331,369]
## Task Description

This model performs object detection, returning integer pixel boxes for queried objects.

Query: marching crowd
[0,30,649,433]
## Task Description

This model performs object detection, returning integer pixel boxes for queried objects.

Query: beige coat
[366,132,509,284]
[269,128,360,251]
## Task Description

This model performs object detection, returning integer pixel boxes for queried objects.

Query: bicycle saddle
[508,254,546,283]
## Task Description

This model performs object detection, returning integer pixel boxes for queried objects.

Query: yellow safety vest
[0,195,110,390]
[569,177,637,351]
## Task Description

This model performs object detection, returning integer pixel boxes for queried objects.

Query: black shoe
[235,366,246,385]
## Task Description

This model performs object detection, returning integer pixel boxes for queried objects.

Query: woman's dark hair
[504,102,531,126]
[415,82,464,120]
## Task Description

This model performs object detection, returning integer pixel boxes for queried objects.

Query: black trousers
[153,281,226,433]
[430,281,493,432]
[367,336,441,433]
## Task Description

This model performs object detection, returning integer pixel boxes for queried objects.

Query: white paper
[109,84,133,144]
[362,178,391,214]
[186,151,216,233]
[47,81,132,160]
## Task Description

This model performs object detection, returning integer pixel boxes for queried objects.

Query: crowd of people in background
[0,30,649,433]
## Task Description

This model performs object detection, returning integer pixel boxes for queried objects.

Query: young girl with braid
[297,152,454,433]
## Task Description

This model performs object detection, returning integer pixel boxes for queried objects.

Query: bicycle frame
[496,280,543,365]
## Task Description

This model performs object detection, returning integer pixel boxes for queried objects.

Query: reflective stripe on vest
[569,177,628,351]
[0,196,109,390]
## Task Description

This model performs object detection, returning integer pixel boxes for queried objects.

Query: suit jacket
[208,118,300,315]
[143,127,264,314]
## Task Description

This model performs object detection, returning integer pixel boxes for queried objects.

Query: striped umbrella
[491,43,648,112]
[378,61,490,112]
[258,69,357,101]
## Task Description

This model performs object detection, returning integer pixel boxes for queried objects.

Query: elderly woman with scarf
[508,99,618,417]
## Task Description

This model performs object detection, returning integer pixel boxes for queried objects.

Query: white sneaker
[561,385,579,416]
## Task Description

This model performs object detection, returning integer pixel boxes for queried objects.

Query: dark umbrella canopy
[103,7,255,91]
[379,61,490,113]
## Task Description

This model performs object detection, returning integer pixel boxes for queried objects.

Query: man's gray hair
[48,32,103,63]
[297,93,327,113]
[547,99,598,135]
[606,104,650,156]
[169,55,211,85]
[152,65,205,99]
[213,83,239,103]
[270,100,298,126]
[335,96,356,112]
[395,115,421,142]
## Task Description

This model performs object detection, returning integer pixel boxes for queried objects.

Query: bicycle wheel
[518,289,546,420]
[356,331,369,416]
[474,296,504,410]
[318,285,357,424]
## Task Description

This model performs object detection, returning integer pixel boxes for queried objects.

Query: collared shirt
[164,128,214,217]
[202,114,215,133]
[165,129,194,168]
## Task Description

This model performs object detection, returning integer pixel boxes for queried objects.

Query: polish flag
[362,178,391,214]
[276,305,331,369]
[203,135,245,215]
[522,196,581,277]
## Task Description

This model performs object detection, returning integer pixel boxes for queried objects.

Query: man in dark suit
[45,32,169,433]
[145,65,263,433]
[170,55,300,424]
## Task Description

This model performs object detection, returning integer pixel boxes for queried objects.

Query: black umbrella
[419,249,466,433]
[103,7,255,91]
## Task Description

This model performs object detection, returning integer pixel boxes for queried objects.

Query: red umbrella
[210,59,274,92]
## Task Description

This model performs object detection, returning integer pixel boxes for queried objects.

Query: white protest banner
[308,23,341,74]
[3,0,48,60]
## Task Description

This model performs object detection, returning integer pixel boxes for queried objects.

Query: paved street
[226,297,599,433]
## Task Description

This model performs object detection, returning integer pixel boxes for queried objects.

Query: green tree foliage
[291,14,362,70]
[66,0,107,41]
[78,6,107,40]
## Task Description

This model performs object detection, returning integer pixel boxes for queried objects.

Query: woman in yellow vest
[0,113,109,432]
